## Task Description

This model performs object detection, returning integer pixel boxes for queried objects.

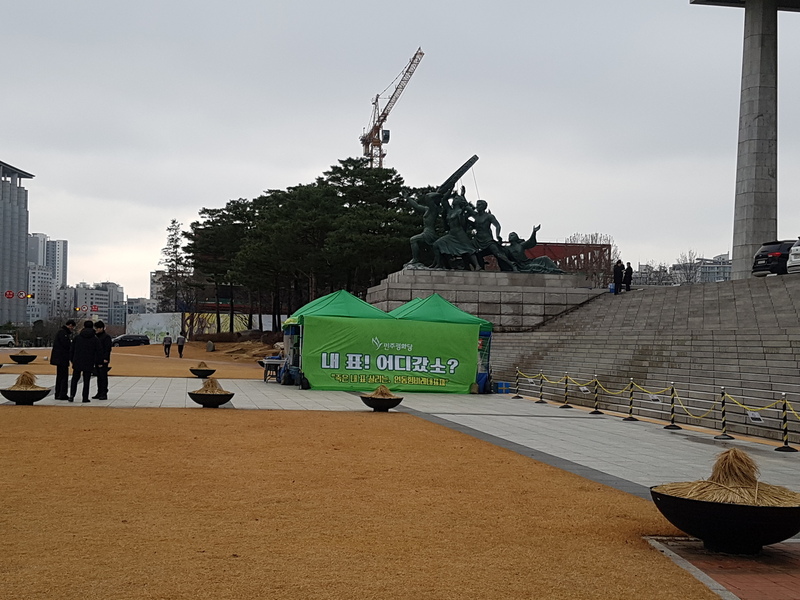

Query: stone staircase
[490,276,800,442]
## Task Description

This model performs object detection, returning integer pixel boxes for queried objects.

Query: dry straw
[191,377,230,395]
[653,447,800,507]
[8,371,48,391]
[363,385,400,399]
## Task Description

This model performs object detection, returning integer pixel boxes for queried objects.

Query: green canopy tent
[280,290,393,386]
[390,293,493,393]
[282,290,482,393]
[283,289,394,325]
[389,293,493,332]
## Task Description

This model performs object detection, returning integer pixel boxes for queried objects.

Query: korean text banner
[301,316,480,393]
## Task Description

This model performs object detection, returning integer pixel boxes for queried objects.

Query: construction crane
[360,47,424,168]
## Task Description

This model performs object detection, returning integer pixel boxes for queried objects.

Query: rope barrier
[664,383,682,430]
[775,393,798,453]
[512,369,797,447]
[590,375,602,415]
[714,388,734,440]
[560,372,572,409]
[512,367,522,399]
[536,370,546,403]
[622,379,638,422]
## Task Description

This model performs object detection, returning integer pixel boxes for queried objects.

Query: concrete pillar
[732,0,778,279]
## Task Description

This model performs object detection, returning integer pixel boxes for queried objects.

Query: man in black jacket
[613,260,624,295]
[93,320,112,400]
[49,319,75,400]
[69,320,102,403]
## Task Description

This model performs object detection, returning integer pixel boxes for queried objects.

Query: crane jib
[437,155,479,195]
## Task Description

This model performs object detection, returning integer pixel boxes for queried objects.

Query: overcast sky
[3,1,800,298]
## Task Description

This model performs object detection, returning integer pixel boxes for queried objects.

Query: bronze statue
[403,155,566,274]
[502,226,564,274]
[433,187,479,270]
[406,191,444,266]
[471,200,515,271]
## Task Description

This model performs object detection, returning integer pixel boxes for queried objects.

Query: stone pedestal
[366,269,604,332]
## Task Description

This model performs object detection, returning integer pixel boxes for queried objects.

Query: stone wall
[366,269,604,332]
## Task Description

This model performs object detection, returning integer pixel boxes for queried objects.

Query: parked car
[0,333,15,347]
[786,238,800,274]
[111,334,150,347]
[752,240,795,276]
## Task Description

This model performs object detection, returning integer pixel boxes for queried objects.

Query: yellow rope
[721,392,781,413]
[674,393,718,419]
[516,370,800,423]
[632,382,671,395]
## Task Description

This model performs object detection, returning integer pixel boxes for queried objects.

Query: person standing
[49,319,75,400]
[93,321,112,400]
[176,331,186,359]
[613,260,624,295]
[163,332,172,358]
[623,262,633,292]
[69,320,102,403]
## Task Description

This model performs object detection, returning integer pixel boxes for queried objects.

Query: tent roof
[390,293,493,331]
[284,290,393,325]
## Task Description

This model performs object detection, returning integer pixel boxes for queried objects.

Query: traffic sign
[17,291,25,299]
[91,305,99,312]
[4,291,13,299]
[81,305,88,312]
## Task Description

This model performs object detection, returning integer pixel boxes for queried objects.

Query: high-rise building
[26,233,69,323]
[26,265,54,322]
[46,239,68,289]
[1,160,33,325]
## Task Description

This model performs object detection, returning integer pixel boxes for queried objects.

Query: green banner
[301,316,480,393]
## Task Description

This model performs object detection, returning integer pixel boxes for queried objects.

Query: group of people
[405,187,563,274]
[161,332,186,358]
[48,319,112,403]
[612,260,633,295]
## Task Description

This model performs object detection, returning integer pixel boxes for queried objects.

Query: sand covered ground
[0,408,719,600]
[0,340,723,599]
[0,341,271,380]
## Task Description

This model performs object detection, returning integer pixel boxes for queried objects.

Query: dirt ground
[0,341,271,380]
[0,345,721,599]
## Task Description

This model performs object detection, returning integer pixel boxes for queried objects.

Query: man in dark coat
[93,320,112,400]
[49,319,76,400]
[69,320,102,403]
[613,260,624,295]
[623,262,633,292]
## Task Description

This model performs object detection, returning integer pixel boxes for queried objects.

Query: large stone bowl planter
[9,354,36,365]
[189,368,216,379]
[188,391,234,408]
[1,388,51,405]
[360,395,403,412]
[651,487,800,554]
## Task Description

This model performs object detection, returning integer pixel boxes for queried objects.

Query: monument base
[366,269,604,332]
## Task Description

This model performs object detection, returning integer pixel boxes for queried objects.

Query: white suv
[787,238,800,275]
[0,334,15,347]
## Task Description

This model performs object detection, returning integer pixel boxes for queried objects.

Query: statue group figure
[404,185,563,274]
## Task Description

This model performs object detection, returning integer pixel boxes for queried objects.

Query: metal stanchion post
[623,378,638,421]
[512,367,522,399]
[775,393,798,453]
[560,372,572,409]
[714,387,734,440]
[536,370,546,403]
[589,374,603,415]
[664,383,682,430]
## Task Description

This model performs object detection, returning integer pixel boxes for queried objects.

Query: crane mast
[360,47,424,168]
